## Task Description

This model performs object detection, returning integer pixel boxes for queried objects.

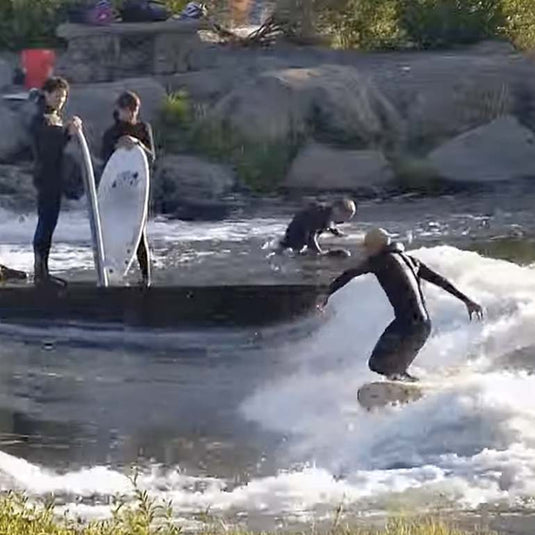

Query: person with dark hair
[101,90,156,286]
[30,76,82,287]
[277,199,357,256]
[322,228,483,382]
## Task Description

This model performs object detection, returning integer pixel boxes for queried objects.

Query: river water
[0,190,535,530]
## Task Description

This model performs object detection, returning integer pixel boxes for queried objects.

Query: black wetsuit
[280,202,344,254]
[328,242,472,376]
[101,118,155,283]
[30,98,71,264]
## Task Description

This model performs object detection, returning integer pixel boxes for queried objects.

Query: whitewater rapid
[0,236,533,522]
[0,204,535,520]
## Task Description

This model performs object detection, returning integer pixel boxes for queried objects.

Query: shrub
[313,0,535,50]
[398,0,503,48]
[317,0,403,49]
[500,0,535,49]
[0,0,66,50]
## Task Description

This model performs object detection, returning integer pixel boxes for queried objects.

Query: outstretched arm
[323,261,370,306]
[418,261,483,320]
[307,232,323,255]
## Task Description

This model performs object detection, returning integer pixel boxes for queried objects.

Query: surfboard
[76,130,108,287]
[357,381,425,411]
[97,145,150,284]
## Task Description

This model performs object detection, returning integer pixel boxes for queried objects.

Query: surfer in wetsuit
[323,228,483,381]
[30,77,82,287]
[277,199,357,256]
[101,91,156,287]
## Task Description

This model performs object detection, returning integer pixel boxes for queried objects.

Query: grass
[0,490,498,535]
[0,476,498,535]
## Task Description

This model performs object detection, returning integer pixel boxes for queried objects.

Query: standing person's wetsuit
[323,228,483,381]
[101,91,155,286]
[278,199,357,255]
[30,77,81,286]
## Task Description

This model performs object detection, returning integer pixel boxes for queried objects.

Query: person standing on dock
[30,77,82,287]
[101,91,156,287]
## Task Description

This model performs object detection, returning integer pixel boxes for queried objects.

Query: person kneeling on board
[101,91,156,287]
[322,228,483,382]
[30,77,83,287]
[277,199,357,257]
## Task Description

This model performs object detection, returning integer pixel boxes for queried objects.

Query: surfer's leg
[397,320,431,374]
[368,320,404,377]
[369,320,431,379]
[136,230,151,287]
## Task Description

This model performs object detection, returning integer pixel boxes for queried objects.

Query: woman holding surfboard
[30,76,83,287]
[101,91,156,287]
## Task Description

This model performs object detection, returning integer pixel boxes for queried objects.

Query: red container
[21,49,56,90]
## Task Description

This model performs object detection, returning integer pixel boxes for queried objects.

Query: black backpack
[120,0,171,22]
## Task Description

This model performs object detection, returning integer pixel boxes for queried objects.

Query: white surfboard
[357,381,425,411]
[97,145,150,284]
[76,130,108,287]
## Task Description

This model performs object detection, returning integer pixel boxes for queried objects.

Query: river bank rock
[206,64,404,152]
[65,77,166,154]
[0,104,30,162]
[0,164,35,211]
[284,143,394,192]
[152,154,236,219]
[428,115,535,183]
[0,59,13,90]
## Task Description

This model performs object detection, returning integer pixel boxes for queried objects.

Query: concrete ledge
[0,283,326,328]
[57,20,206,39]
[56,20,207,82]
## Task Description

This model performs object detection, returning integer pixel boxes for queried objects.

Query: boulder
[428,115,535,183]
[0,104,31,162]
[0,164,36,211]
[65,77,167,156]
[285,143,394,192]
[207,64,403,151]
[0,58,13,89]
[152,154,236,218]
[162,68,248,103]
[372,53,518,150]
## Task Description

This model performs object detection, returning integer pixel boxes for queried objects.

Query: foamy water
[0,233,534,523]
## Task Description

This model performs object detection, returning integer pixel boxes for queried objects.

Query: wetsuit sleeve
[327,261,371,296]
[100,127,116,163]
[138,122,156,165]
[417,261,471,304]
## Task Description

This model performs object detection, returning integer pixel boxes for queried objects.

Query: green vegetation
[2,0,535,51]
[0,489,496,535]
[309,0,535,50]
[158,91,302,192]
[0,0,189,50]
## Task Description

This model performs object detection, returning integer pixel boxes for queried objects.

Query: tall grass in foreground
[0,490,496,535]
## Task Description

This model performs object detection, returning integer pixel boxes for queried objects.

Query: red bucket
[21,49,56,90]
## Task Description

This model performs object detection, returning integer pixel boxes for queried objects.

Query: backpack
[66,0,115,25]
[120,0,171,22]
[178,2,206,20]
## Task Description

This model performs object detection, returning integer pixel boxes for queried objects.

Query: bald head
[363,227,391,257]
